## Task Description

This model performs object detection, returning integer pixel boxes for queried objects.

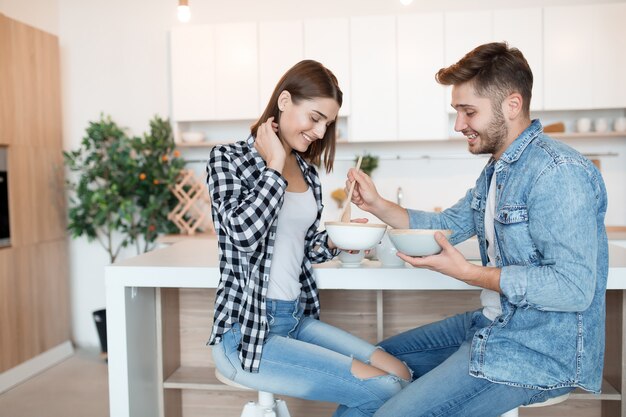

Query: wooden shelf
[570,380,621,401]
[164,366,245,392]
[174,132,626,149]
[164,364,621,401]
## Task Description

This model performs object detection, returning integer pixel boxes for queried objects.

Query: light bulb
[177,2,190,23]
[400,0,413,5]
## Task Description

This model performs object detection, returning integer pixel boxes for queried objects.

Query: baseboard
[0,340,74,394]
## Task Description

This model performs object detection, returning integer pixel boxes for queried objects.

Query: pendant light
[177,0,191,23]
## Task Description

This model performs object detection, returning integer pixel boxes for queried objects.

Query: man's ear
[505,92,523,119]
[277,90,291,111]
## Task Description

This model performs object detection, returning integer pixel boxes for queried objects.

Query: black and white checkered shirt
[206,135,336,373]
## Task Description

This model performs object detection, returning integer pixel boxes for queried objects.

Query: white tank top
[267,187,317,301]
[481,173,503,320]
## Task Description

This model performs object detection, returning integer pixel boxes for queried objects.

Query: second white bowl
[388,229,452,256]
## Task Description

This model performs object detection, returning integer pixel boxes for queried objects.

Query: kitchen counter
[106,237,626,417]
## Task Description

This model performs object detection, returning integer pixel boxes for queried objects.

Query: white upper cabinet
[258,20,303,113]
[304,18,351,116]
[591,3,626,108]
[350,16,397,141]
[544,5,594,110]
[444,11,494,113]
[445,10,494,66]
[214,22,258,120]
[397,13,446,140]
[493,8,544,111]
[170,25,216,121]
[545,3,626,110]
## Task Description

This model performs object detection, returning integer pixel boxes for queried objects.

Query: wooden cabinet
[258,20,303,113]
[303,17,351,116]
[493,7,544,111]
[397,13,447,140]
[0,13,71,377]
[350,15,397,141]
[170,25,216,121]
[544,3,626,110]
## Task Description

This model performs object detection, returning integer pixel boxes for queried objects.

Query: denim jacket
[407,120,608,392]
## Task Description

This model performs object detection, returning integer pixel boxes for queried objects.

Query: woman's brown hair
[436,42,533,117]
[250,60,342,173]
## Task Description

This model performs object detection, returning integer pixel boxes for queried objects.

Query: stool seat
[215,369,252,391]
[214,369,291,417]
[501,393,570,417]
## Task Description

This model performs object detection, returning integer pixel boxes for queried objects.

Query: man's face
[451,82,508,158]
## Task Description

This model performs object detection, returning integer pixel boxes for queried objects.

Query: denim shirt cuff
[500,265,529,307]
[407,208,434,229]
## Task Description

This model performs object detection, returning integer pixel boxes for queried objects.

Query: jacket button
[477,334,484,339]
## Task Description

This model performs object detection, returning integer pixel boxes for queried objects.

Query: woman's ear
[277,90,291,112]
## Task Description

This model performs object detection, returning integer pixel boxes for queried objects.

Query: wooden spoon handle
[340,155,363,222]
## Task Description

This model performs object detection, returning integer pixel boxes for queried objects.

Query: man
[348,42,609,416]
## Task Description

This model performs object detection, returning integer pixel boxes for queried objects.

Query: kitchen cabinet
[214,22,258,120]
[590,3,626,109]
[544,5,594,110]
[258,20,303,112]
[303,17,351,117]
[397,13,447,140]
[170,25,216,121]
[444,10,494,114]
[544,3,626,110]
[349,15,397,141]
[493,7,544,111]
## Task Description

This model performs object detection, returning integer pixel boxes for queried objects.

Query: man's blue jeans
[212,298,405,417]
[374,310,574,417]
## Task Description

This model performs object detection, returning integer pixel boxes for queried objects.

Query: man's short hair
[436,42,533,116]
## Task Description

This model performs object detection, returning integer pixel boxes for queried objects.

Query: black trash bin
[93,309,107,356]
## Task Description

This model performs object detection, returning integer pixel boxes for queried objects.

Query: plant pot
[93,309,107,356]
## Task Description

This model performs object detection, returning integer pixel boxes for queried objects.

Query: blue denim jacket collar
[498,119,543,165]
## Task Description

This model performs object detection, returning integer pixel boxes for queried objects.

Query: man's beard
[469,107,508,156]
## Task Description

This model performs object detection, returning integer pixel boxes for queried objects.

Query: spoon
[340,155,363,223]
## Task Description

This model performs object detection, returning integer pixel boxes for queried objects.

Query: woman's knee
[370,349,412,382]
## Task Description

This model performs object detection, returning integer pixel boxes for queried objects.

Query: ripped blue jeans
[212,298,404,417]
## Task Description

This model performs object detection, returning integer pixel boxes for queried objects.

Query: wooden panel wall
[0,13,70,373]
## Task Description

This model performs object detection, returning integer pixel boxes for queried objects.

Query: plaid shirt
[206,135,336,373]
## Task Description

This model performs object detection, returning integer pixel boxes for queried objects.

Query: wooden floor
[0,349,109,417]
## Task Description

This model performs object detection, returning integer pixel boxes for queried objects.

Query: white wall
[0,0,58,34]
[2,0,623,348]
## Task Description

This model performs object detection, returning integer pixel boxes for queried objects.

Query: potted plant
[63,114,184,356]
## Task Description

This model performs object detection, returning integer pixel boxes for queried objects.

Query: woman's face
[277,92,340,153]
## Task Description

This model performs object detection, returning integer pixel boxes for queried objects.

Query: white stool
[215,369,291,417]
[500,393,570,417]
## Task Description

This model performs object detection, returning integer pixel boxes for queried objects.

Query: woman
[206,60,410,417]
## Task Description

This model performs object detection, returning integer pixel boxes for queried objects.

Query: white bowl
[181,131,205,143]
[388,229,452,256]
[338,250,366,267]
[325,221,386,251]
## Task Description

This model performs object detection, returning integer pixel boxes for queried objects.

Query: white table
[106,238,626,417]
